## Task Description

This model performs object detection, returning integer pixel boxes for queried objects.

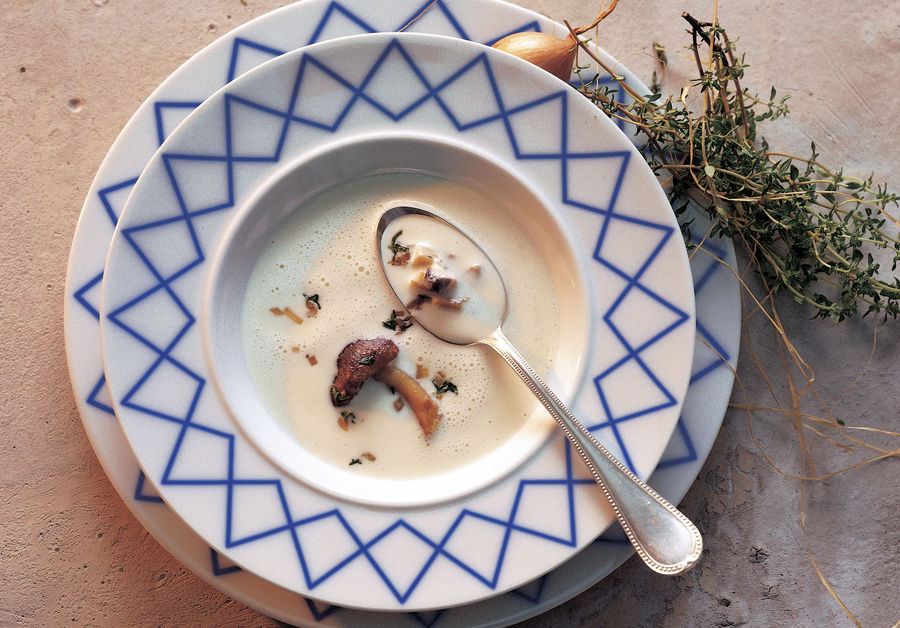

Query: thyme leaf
[358,352,376,366]
[389,230,409,255]
[331,385,351,404]
[383,309,413,332]
[433,379,458,395]
[303,293,320,309]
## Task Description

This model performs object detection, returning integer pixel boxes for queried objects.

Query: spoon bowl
[377,205,704,575]
[377,205,509,345]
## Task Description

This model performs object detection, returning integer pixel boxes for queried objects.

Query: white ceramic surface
[64,1,739,625]
[98,32,695,610]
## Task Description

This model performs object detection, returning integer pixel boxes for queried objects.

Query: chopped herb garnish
[389,230,409,255]
[433,379,458,395]
[382,309,413,332]
[331,385,351,404]
[388,231,412,265]
[358,352,376,366]
[337,410,356,431]
[349,458,362,466]
[303,293,320,309]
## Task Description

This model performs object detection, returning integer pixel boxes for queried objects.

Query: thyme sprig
[569,15,900,321]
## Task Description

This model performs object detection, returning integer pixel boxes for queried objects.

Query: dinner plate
[98,31,695,609]
[64,0,739,624]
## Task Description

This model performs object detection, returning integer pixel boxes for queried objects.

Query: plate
[63,0,739,624]
[98,32,695,610]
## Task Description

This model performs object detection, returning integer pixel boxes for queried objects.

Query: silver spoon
[376,205,702,575]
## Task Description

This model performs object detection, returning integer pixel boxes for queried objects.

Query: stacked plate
[64,1,739,625]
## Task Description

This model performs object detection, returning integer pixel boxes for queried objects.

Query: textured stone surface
[1,0,897,626]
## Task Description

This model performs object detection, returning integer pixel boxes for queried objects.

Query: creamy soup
[241,172,562,478]
[380,211,507,346]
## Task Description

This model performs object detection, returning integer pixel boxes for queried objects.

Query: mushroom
[375,365,442,437]
[330,338,399,406]
[423,266,455,294]
[329,337,443,437]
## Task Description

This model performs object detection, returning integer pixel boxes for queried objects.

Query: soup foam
[242,172,563,478]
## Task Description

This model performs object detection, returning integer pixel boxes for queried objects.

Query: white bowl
[206,131,591,508]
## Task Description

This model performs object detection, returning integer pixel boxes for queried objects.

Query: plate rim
[63,0,740,623]
[97,31,696,610]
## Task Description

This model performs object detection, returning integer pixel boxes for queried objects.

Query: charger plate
[98,31,695,610]
[65,0,739,624]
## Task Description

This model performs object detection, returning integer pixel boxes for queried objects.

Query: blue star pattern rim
[87,228,733,624]
[65,0,738,624]
[97,33,695,610]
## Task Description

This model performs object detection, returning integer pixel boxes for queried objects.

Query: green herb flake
[389,230,409,255]
[303,293,321,309]
[433,379,458,395]
[383,310,413,332]
[348,458,362,466]
[331,385,351,404]
[358,352,376,366]
[340,411,357,423]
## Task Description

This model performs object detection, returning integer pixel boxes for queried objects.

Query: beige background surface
[1,0,898,626]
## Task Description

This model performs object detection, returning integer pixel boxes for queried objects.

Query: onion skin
[491,31,577,82]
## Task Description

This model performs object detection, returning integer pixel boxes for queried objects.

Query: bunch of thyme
[570,14,900,321]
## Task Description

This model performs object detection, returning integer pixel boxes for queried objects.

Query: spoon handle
[481,329,703,575]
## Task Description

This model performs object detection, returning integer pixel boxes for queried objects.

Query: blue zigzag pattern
[104,35,689,605]
[210,548,242,576]
[410,609,446,627]
[70,1,733,617]
[134,470,164,504]
[304,597,341,622]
